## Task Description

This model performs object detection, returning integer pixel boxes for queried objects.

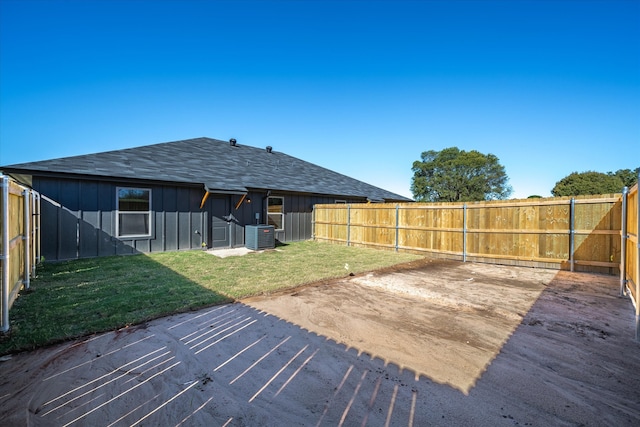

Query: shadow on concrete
[1,264,638,426]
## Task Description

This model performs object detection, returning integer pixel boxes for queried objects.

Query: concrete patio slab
[1,261,638,426]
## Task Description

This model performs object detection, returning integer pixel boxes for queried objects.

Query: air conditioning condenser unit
[245,225,275,250]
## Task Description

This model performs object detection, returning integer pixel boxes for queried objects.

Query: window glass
[267,196,284,230]
[117,188,151,237]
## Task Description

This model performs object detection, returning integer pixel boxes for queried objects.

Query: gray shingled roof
[2,137,411,202]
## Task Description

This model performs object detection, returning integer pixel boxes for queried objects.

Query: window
[335,200,347,204]
[267,196,284,230]
[117,187,151,237]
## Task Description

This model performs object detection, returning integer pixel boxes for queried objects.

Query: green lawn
[0,240,421,355]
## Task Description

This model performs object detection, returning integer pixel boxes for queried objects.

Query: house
[1,137,411,261]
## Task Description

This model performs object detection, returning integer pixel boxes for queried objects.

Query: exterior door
[211,196,230,249]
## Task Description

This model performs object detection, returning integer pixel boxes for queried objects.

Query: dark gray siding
[34,177,208,261]
[78,181,99,258]
[198,191,361,247]
[32,176,367,261]
[268,192,357,243]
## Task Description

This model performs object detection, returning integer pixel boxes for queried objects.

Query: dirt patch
[245,260,557,393]
[1,260,639,426]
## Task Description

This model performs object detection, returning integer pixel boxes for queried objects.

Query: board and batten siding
[34,177,208,261]
[31,176,356,261]
[276,192,328,242]
[229,191,353,245]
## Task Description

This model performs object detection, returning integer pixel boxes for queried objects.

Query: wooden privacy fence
[314,190,640,338]
[0,175,41,333]
[314,195,623,272]
[621,182,639,339]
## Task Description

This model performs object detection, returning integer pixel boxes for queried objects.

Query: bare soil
[246,259,558,394]
[1,259,639,426]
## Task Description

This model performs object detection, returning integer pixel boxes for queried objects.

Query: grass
[0,240,421,355]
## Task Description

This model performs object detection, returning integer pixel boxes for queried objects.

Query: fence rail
[1,175,40,333]
[314,189,640,338]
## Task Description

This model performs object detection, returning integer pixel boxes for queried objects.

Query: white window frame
[335,199,347,204]
[116,187,152,238]
[267,196,284,231]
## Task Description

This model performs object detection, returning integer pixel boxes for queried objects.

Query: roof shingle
[2,137,411,202]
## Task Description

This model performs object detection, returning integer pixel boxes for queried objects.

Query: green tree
[613,168,639,188]
[411,147,512,202]
[551,171,624,196]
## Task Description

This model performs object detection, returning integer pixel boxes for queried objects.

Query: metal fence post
[31,192,37,276]
[346,205,351,247]
[311,207,315,240]
[35,192,41,267]
[463,204,467,263]
[23,189,30,290]
[569,198,575,272]
[1,175,10,333]
[395,205,399,252]
[620,187,628,296]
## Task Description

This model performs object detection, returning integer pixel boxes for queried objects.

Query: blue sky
[1,0,638,199]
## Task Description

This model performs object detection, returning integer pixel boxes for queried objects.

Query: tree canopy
[613,168,639,188]
[411,147,512,202]
[551,168,638,197]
